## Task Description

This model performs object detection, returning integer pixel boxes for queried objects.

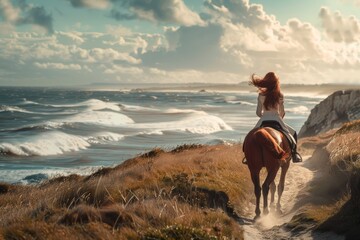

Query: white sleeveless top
[256,94,285,117]
[254,94,288,132]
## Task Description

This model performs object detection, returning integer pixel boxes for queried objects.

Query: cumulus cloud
[103,64,143,74]
[110,0,204,26]
[286,18,324,57]
[135,0,360,84]
[34,62,82,70]
[204,0,279,39]
[0,30,149,85]
[89,48,141,64]
[57,31,85,45]
[0,0,20,22]
[319,7,360,42]
[140,24,244,71]
[0,0,53,34]
[139,0,304,73]
[340,0,360,7]
[2,0,360,85]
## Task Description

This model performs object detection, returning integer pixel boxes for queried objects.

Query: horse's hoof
[276,209,283,215]
[263,208,269,215]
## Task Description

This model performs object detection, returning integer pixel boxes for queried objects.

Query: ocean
[0,87,323,184]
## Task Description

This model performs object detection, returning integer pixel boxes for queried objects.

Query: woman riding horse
[243,72,302,219]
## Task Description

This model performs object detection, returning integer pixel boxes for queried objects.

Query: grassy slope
[0,144,252,240]
[1,121,359,239]
[287,120,360,239]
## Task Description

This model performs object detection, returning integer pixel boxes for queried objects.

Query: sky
[1,0,360,87]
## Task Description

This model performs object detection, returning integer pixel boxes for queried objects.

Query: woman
[249,72,302,163]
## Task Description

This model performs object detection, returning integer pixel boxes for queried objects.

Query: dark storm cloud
[110,8,135,20]
[19,5,53,34]
[140,24,246,72]
[63,0,202,26]
[111,0,203,25]
[112,0,181,22]
[67,0,109,9]
[0,0,53,34]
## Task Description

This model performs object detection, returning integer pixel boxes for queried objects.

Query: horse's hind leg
[270,181,276,210]
[277,164,289,214]
[262,167,279,215]
[251,171,261,219]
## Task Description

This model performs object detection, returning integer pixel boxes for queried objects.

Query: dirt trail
[242,157,345,240]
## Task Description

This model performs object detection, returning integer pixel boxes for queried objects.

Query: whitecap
[59,111,134,126]
[21,99,40,105]
[285,106,309,115]
[226,100,256,106]
[86,132,124,144]
[134,114,232,134]
[0,131,90,156]
[137,130,164,136]
[163,108,207,115]
[78,99,121,111]
[121,104,158,111]
[0,105,34,114]
[0,105,77,116]
[0,166,102,184]
[181,115,233,134]
[41,99,122,111]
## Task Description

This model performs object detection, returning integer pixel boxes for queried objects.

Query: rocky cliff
[299,90,360,138]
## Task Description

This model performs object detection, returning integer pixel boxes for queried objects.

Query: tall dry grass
[288,120,360,239]
[0,143,251,239]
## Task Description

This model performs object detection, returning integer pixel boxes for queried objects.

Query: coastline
[1,89,359,239]
[1,119,359,239]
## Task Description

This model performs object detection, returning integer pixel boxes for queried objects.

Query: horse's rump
[244,128,289,165]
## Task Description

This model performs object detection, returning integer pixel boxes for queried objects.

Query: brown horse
[243,127,292,219]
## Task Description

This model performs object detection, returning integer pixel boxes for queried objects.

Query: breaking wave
[0,105,34,114]
[285,106,309,115]
[22,99,121,111]
[0,131,124,156]
[134,114,232,134]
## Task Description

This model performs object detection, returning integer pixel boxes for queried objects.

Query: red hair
[250,72,282,110]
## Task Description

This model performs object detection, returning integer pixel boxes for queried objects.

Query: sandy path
[242,157,345,240]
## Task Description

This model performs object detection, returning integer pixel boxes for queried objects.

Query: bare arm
[279,96,285,118]
[256,94,263,117]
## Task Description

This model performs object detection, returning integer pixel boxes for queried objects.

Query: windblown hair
[250,72,282,110]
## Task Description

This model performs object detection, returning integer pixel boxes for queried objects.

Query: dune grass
[0,144,251,239]
[288,120,360,238]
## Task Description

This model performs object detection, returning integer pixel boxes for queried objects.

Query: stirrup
[242,157,248,165]
[292,152,302,163]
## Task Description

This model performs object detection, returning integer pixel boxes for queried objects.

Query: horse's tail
[254,129,286,161]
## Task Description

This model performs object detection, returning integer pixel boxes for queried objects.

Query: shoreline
[1,122,359,239]
[1,83,359,96]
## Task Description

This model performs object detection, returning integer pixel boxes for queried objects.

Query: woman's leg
[285,124,296,138]
[284,124,302,162]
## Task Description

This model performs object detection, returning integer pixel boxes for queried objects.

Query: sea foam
[133,114,232,134]
[0,166,101,184]
[0,131,125,156]
[0,131,90,156]
[0,105,34,114]
[60,111,134,126]
[285,106,309,115]
[22,98,121,111]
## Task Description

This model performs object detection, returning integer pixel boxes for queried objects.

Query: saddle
[259,120,296,152]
